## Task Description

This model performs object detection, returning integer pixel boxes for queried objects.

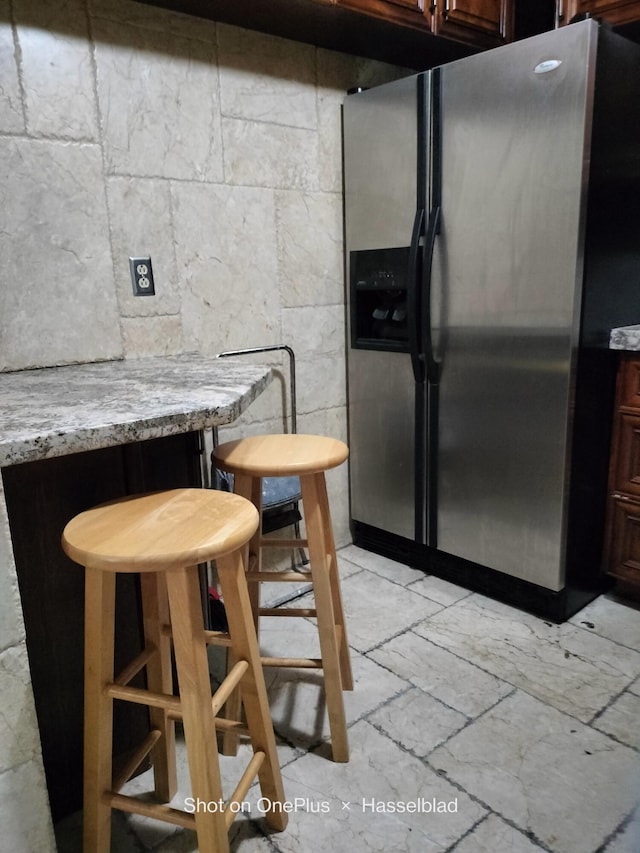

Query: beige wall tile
[294,352,346,414]
[14,0,98,140]
[283,304,347,414]
[282,304,345,355]
[89,0,214,42]
[120,314,182,358]
[222,116,319,190]
[106,176,180,316]
[0,10,24,134]
[0,138,122,371]
[172,181,280,354]
[218,24,317,129]
[0,760,55,852]
[93,18,223,181]
[276,190,344,307]
[0,645,42,773]
[0,482,25,652]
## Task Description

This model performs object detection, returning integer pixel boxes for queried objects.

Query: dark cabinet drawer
[610,412,640,498]
[616,355,640,410]
[605,496,640,585]
[559,1,640,28]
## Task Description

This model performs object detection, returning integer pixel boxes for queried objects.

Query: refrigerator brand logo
[534,59,562,75]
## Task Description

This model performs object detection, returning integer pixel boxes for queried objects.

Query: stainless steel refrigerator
[343,19,640,621]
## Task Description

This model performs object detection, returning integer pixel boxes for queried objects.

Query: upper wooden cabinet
[335,0,514,46]
[433,0,514,46]
[334,0,430,30]
[556,0,640,26]
[138,0,521,65]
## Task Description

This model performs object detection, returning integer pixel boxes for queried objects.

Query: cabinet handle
[557,0,564,22]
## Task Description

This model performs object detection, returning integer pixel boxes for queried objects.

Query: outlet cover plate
[129,257,155,296]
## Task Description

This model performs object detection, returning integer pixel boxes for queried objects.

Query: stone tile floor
[55,545,640,852]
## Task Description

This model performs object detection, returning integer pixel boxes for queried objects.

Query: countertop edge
[610,326,640,352]
[0,356,273,468]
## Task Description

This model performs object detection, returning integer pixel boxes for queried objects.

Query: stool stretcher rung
[246,571,311,583]
[259,537,308,549]
[225,750,266,829]
[212,660,249,716]
[108,792,196,830]
[161,624,234,648]
[112,729,162,793]
[167,704,251,729]
[114,645,157,687]
[261,656,323,669]
[214,718,250,736]
[107,683,182,714]
[259,607,317,618]
[203,629,233,646]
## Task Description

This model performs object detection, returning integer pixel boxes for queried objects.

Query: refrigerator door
[343,76,424,541]
[433,21,597,590]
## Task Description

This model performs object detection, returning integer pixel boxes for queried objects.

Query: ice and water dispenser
[349,247,410,350]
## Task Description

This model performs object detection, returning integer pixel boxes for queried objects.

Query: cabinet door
[605,496,640,584]
[558,0,640,26]
[604,355,640,590]
[434,0,514,46]
[616,354,640,410]
[611,413,640,498]
[335,0,431,29]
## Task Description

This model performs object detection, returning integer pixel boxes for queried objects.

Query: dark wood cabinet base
[2,432,202,821]
[604,354,640,592]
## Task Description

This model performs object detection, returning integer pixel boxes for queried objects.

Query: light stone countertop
[0,354,272,467]
[609,325,640,351]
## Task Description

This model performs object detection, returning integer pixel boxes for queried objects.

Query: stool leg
[83,565,116,853]
[300,472,350,763]
[216,548,288,833]
[166,565,229,853]
[316,471,354,692]
[234,471,262,629]
[140,572,177,802]
[221,472,260,757]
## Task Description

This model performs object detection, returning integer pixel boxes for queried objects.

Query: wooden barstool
[61,488,287,853]
[212,434,353,763]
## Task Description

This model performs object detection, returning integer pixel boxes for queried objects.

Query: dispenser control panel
[350,247,410,350]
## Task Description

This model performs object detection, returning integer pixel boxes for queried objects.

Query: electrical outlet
[129,257,155,296]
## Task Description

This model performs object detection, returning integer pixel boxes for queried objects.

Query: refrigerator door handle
[422,204,442,384]
[408,206,426,383]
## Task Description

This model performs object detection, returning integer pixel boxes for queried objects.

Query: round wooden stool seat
[213,434,349,478]
[62,488,259,573]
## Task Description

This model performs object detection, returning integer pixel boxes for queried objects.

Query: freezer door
[433,21,597,590]
[343,76,420,251]
[349,349,417,539]
[343,76,423,541]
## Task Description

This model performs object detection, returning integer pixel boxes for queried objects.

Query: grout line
[593,805,640,853]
